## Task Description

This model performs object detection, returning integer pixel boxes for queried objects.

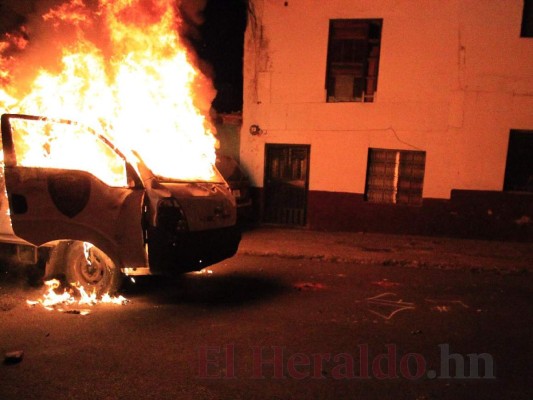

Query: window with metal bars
[325,19,382,103]
[365,148,426,205]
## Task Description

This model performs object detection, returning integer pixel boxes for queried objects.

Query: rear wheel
[64,241,122,296]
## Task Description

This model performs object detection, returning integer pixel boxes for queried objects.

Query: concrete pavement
[237,227,533,272]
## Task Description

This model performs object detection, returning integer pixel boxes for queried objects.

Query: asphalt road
[0,254,531,400]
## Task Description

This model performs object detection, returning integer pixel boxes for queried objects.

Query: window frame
[7,115,130,188]
[325,18,383,103]
[364,148,426,206]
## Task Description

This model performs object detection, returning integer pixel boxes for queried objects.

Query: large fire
[0,0,218,182]
[27,278,129,313]
[26,243,129,311]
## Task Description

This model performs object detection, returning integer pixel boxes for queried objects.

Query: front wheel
[64,241,122,296]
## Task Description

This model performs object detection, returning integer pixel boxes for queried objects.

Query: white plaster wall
[241,0,533,199]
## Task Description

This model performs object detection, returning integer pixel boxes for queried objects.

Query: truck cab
[0,113,240,294]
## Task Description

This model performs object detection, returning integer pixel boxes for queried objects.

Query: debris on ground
[3,350,24,365]
[61,309,91,315]
[293,282,327,291]
[371,279,401,288]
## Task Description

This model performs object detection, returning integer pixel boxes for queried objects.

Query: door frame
[263,143,311,226]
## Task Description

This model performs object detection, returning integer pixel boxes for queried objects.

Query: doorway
[504,130,533,192]
[264,144,310,226]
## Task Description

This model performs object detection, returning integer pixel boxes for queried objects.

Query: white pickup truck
[0,113,240,294]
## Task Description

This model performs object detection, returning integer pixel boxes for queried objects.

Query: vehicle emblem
[47,173,91,218]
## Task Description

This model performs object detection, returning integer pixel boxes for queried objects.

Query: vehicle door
[0,114,147,269]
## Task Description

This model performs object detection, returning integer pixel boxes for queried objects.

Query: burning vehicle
[0,0,242,295]
[0,113,240,294]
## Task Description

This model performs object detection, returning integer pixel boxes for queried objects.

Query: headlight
[156,198,188,232]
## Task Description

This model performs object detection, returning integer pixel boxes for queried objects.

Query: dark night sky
[188,0,248,113]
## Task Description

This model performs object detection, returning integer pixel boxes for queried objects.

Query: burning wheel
[64,241,122,296]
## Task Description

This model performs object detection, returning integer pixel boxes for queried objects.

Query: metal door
[264,144,310,226]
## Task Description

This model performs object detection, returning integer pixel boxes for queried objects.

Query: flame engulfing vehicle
[0,114,241,294]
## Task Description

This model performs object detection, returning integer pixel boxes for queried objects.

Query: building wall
[240,0,533,237]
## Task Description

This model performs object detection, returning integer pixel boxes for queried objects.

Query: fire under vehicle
[0,113,241,294]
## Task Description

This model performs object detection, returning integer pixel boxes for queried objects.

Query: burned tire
[64,241,122,296]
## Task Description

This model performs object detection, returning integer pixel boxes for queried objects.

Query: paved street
[1,229,532,400]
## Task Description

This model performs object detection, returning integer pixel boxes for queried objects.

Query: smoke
[0,0,211,59]
[177,0,217,92]
[0,0,217,117]
[180,0,207,27]
[176,0,217,110]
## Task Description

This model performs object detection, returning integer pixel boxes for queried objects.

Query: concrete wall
[241,0,533,198]
[240,0,533,237]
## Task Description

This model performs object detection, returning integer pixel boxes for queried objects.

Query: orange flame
[26,279,128,312]
[0,0,218,182]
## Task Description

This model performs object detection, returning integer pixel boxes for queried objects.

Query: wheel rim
[79,249,106,285]
[63,241,122,295]
[75,245,108,285]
